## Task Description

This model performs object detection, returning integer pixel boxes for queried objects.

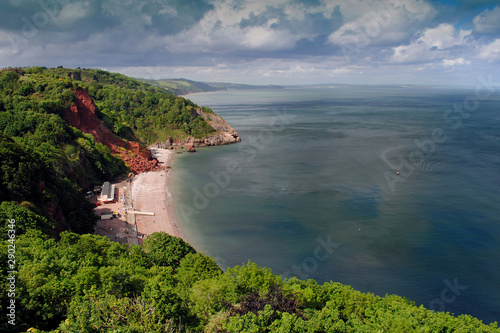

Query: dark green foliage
[0,201,54,239]
[1,231,199,332]
[1,231,498,333]
[176,253,222,289]
[68,289,191,333]
[0,132,105,237]
[224,284,304,330]
[143,231,196,267]
[0,134,45,204]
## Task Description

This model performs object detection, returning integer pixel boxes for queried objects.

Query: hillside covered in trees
[1,67,499,332]
[0,66,221,239]
[2,231,499,332]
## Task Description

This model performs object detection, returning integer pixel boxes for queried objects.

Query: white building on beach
[99,181,116,203]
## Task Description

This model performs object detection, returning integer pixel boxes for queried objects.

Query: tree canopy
[1,231,498,333]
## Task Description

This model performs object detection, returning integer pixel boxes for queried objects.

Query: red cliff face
[64,88,160,174]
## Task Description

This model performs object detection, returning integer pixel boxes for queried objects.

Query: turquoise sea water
[170,86,500,323]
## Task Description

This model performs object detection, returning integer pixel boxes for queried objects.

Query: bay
[171,86,500,324]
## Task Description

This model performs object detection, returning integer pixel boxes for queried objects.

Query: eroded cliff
[64,88,160,174]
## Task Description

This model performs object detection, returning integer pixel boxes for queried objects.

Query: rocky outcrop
[64,88,160,174]
[157,108,241,149]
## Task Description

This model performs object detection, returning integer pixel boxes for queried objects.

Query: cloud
[241,26,301,51]
[473,6,500,34]
[391,24,472,64]
[419,24,471,49]
[159,0,338,54]
[148,0,214,35]
[1,0,500,86]
[328,0,437,47]
[442,57,471,66]
[51,1,90,26]
[478,38,500,61]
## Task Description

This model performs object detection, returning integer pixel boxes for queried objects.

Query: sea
[170,85,500,324]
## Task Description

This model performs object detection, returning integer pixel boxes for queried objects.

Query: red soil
[64,88,160,174]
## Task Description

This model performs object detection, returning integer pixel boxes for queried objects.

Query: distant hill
[140,78,220,95]
[204,81,285,91]
[141,78,284,95]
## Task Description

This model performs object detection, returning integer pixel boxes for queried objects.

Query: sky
[1,0,500,86]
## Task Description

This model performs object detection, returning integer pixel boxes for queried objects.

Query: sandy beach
[94,148,180,245]
[132,148,179,240]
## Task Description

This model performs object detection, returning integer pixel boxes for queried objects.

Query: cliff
[157,108,241,149]
[64,88,240,169]
[64,88,160,174]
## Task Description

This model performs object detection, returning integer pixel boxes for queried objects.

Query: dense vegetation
[0,67,126,238]
[0,67,217,239]
[1,231,498,332]
[1,67,498,332]
[27,67,216,143]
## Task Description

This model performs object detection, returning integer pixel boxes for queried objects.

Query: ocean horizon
[171,85,500,324]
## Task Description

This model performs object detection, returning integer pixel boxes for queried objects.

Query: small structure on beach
[98,181,116,203]
[126,211,155,216]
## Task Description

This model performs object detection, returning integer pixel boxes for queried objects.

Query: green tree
[176,253,222,290]
[0,201,54,239]
[142,232,196,268]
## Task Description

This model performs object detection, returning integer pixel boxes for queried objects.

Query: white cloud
[159,0,314,53]
[241,27,300,51]
[473,6,500,34]
[52,1,90,26]
[328,0,437,47]
[161,0,440,56]
[0,31,18,58]
[478,39,500,61]
[442,57,470,67]
[391,24,472,63]
[419,24,471,49]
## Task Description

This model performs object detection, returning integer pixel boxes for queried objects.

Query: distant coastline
[139,77,285,95]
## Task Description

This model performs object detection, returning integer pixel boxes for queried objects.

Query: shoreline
[132,148,180,241]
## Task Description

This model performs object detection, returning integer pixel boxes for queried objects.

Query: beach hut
[98,181,116,203]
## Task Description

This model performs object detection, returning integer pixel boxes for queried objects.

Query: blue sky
[1,0,500,86]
